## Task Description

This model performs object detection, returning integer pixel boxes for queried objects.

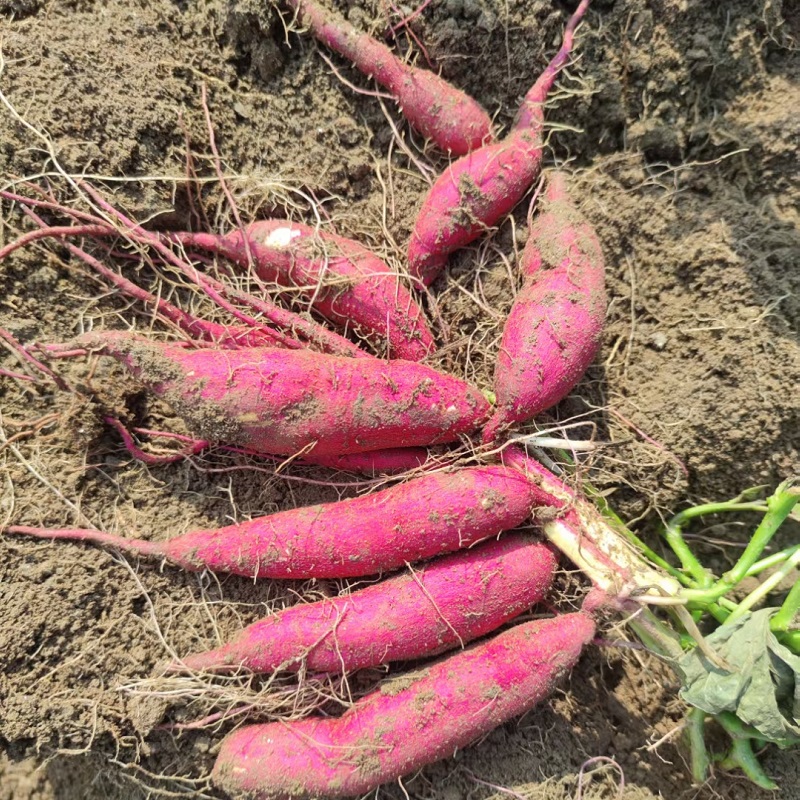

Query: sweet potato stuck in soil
[284,0,493,155]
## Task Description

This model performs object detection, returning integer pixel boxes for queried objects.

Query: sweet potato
[483,172,606,441]
[171,219,434,360]
[307,446,429,474]
[212,611,595,799]
[47,331,488,456]
[6,464,542,579]
[173,533,557,674]
[0,190,372,359]
[284,0,492,155]
[407,0,591,285]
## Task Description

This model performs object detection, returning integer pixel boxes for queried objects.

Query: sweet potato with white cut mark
[483,172,607,442]
[6,465,541,579]
[171,219,435,360]
[44,331,487,457]
[211,612,595,799]
[407,0,591,285]
[172,533,557,674]
[283,0,492,155]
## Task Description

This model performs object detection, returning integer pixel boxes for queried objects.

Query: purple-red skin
[212,612,595,799]
[67,332,488,457]
[285,0,492,155]
[306,447,429,475]
[173,533,557,674]
[171,219,435,361]
[6,464,542,579]
[407,0,591,286]
[483,172,607,442]
[408,131,541,285]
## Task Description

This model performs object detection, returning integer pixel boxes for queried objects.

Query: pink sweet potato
[6,464,542,579]
[306,446,429,475]
[285,0,492,155]
[173,533,556,674]
[50,331,488,457]
[3,191,388,361]
[171,219,434,360]
[483,172,606,441]
[212,612,595,799]
[407,0,591,286]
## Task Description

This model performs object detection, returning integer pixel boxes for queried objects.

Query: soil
[0,1,798,799]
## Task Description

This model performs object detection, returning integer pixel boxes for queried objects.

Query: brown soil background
[1,0,799,798]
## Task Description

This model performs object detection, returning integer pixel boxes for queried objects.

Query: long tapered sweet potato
[171,219,435,360]
[407,0,591,285]
[47,331,488,457]
[173,533,557,674]
[483,172,606,441]
[284,0,492,155]
[212,612,595,799]
[6,464,542,579]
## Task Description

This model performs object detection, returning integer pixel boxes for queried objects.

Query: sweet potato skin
[80,332,489,457]
[174,534,557,674]
[484,172,607,441]
[7,464,543,579]
[306,447,429,475]
[164,464,541,578]
[407,130,540,286]
[174,219,435,360]
[406,2,591,286]
[212,612,595,799]
[286,0,492,155]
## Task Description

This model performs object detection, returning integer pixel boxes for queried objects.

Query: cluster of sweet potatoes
[2,2,608,797]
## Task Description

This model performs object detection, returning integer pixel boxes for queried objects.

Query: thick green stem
[506,447,683,601]
[723,483,799,585]
[686,708,710,784]
[724,548,800,626]
[681,482,799,606]
[777,630,800,651]
[771,577,800,634]
[664,502,769,588]
[715,713,777,790]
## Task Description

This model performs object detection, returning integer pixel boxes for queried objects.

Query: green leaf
[676,608,800,745]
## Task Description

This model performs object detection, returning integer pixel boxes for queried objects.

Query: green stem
[686,708,710,784]
[723,482,799,586]
[663,523,713,587]
[777,630,800,652]
[664,501,769,587]
[724,548,800,626]
[706,601,731,624]
[771,577,800,633]
[747,544,800,577]
[681,482,799,606]
[715,713,777,790]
